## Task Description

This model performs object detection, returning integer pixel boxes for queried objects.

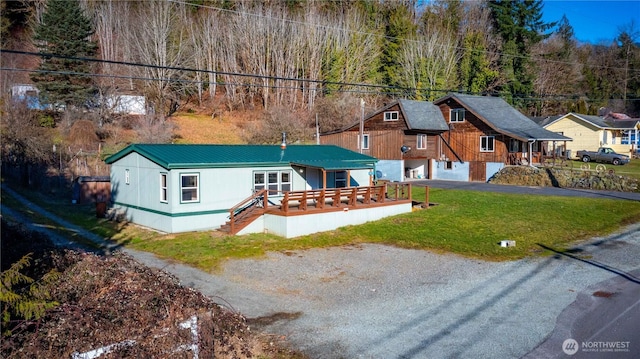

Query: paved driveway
[3,185,640,358]
[413,179,640,201]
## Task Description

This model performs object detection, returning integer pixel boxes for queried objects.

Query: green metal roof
[104,144,377,170]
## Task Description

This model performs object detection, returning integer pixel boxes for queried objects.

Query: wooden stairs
[219,190,267,235]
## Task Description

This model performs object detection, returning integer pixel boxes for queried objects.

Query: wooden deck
[222,183,412,234]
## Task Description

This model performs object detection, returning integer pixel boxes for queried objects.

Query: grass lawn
[7,184,639,272]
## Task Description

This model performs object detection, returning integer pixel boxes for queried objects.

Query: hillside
[170,111,248,144]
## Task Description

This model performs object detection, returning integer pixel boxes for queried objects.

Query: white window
[417,134,427,149]
[281,171,291,192]
[359,134,370,150]
[180,173,199,203]
[254,172,265,192]
[480,136,495,152]
[160,173,168,203]
[384,111,399,121]
[450,108,465,123]
[125,169,130,185]
[335,171,347,188]
[253,170,292,195]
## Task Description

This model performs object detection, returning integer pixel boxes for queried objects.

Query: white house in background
[10,83,146,115]
[106,95,146,115]
[104,143,412,238]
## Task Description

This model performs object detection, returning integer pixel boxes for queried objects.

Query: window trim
[450,108,465,123]
[253,170,293,196]
[160,173,168,203]
[383,111,399,122]
[417,134,427,149]
[359,133,370,150]
[480,136,495,152]
[180,173,200,203]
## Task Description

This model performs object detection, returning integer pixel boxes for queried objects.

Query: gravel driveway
[3,185,640,358]
[146,226,640,358]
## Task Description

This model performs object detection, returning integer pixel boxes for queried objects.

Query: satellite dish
[375,170,383,179]
[401,145,410,153]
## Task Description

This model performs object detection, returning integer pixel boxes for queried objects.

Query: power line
[1,49,637,103]
[168,0,640,75]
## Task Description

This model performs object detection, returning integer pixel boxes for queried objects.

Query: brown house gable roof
[321,99,448,135]
[435,93,572,142]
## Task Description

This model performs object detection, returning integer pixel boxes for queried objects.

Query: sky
[542,0,640,44]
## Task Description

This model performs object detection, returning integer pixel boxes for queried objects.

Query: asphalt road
[2,184,640,358]
[413,179,640,202]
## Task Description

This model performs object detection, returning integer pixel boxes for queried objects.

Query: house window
[450,108,465,123]
[359,134,370,150]
[335,171,347,188]
[180,173,199,203]
[480,136,495,152]
[254,172,265,192]
[384,111,399,121]
[125,169,130,185]
[509,139,520,153]
[281,171,291,192]
[253,170,292,195]
[160,173,168,203]
[445,161,453,170]
[417,134,427,149]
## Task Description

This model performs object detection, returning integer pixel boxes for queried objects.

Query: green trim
[113,202,229,217]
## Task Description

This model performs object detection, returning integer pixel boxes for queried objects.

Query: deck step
[219,206,263,234]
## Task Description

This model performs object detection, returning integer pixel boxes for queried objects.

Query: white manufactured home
[104,144,412,237]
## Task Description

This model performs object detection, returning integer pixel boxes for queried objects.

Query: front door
[469,161,486,182]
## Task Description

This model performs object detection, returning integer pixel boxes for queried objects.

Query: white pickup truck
[576,147,630,165]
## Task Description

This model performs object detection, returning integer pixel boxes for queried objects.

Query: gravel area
[143,224,640,358]
[4,185,640,358]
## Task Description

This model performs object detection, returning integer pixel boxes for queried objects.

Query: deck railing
[227,189,267,234]
[280,183,411,214]
[226,184,412,232]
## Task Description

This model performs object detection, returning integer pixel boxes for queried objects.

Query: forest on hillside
[1,0,639,189]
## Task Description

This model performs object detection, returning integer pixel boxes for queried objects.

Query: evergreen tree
[30,0,97,108]
[379,2,417,89]
[489,0,553,107]
[459,32,499,94]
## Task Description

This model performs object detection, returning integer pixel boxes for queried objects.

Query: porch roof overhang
[500,128,573,143]
[291,160,375,171]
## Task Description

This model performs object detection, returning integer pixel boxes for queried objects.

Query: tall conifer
[489,0,553,106]
[30,0,97,108]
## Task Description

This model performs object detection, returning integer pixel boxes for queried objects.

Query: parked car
[576,147,630,165]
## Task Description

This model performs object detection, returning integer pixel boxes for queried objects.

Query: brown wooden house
[320,99,448,182]
[321,93,571,182]
[434,93,571,181]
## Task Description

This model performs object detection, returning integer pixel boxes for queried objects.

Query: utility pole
[316,113,320,145]
[359,98,365,153]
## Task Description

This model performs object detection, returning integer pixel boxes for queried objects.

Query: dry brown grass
[170,112,247,144]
